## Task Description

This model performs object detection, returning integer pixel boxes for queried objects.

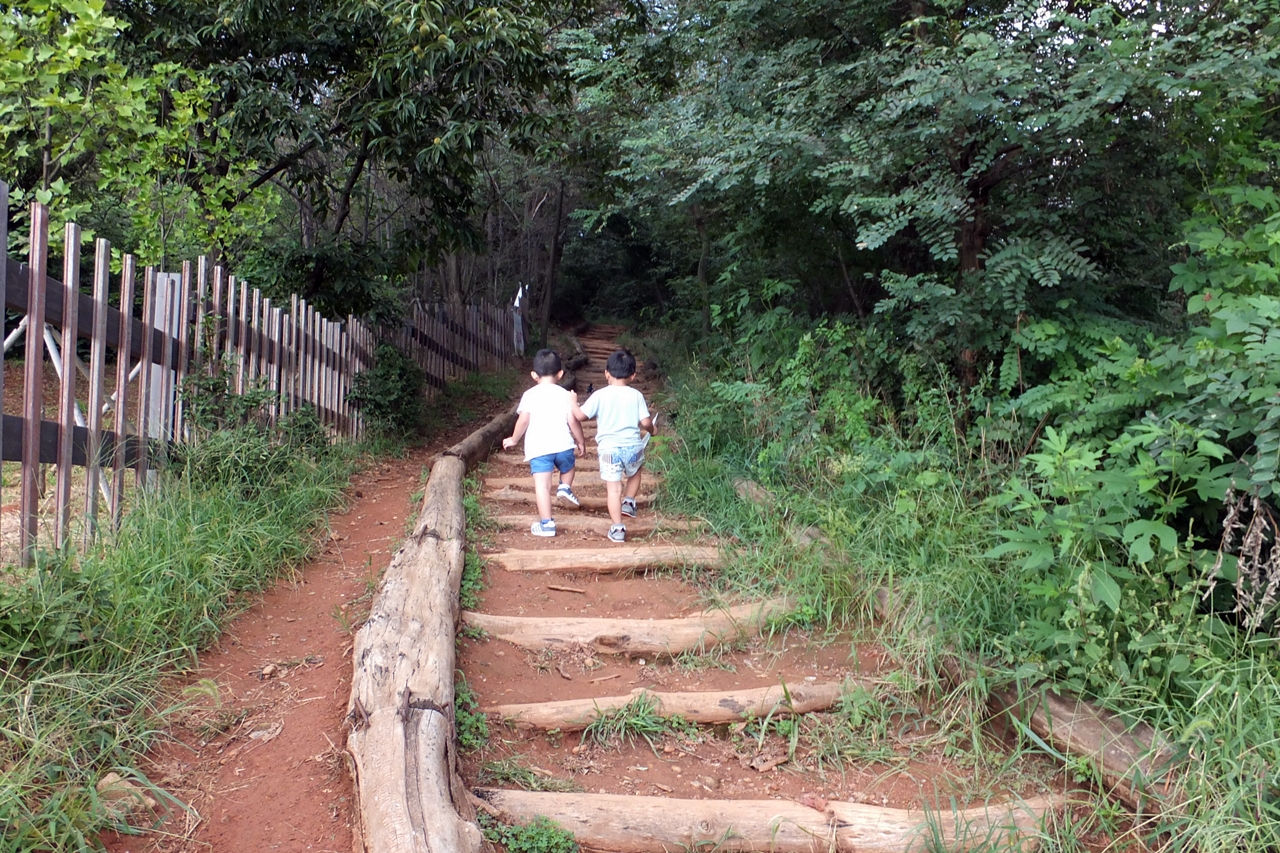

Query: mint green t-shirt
[580,385,650,449]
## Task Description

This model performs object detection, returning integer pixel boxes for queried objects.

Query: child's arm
[639,414,655,436]
[569,415,586,456]
[571,400,590,422]
[502,412,531,449]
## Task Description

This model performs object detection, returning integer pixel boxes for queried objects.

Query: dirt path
[459,328,1065,850]
[100,403,511,853]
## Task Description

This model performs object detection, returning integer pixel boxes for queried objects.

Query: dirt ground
[98,399,512,853]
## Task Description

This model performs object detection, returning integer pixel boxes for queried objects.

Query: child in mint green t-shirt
[577,349,655,543]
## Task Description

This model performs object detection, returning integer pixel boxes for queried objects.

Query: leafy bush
[347,342,427,437]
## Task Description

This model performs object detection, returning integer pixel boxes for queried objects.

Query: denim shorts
[599,443,646,482]
[529,448,576,475]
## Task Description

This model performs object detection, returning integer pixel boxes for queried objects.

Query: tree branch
[332,127,372,235]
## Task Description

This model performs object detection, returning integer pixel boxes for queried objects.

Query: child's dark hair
[532,349,562,377]
[606,349,637,379]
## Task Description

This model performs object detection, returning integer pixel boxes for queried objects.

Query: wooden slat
[248,289,261,389]
[110,256,136,525]
[20,202,50,565]
[157,273,176,445]
[194,256,208,359]
[210,265,225,364]
[83,238,110,547]
[0,182,7,514]
[174,262,192,439]
[489,545,721,574]
[270,306,282,425]
[236,278,249,394]
[135,267,156,488]
[54,223,81,549]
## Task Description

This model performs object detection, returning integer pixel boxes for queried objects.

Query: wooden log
[487,681,848,730]
[485,487,654,511]
[54,223,82,548]
[489,545,721,574]
[347,454,480,853]
[490,515,698,535]
[493,452,599,469]
[872,588,1181,816]
[439,406,518,469]
[461,599,788,656]
[482,474,663,490]
[473,789,1064,853]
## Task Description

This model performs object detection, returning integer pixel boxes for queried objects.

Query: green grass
[455,675,490,752]
[480,814,579,853]
[0,430,354,851]
[580,692,696,750]
[478,756,581,793]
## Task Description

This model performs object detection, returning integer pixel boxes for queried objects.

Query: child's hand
[502,436,517,449]
[575,440,585,457]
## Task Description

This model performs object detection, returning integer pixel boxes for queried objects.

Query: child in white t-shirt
[502,349,586,537]
[577,349,655,543]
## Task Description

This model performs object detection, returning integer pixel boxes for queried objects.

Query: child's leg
[605,479,624,526]
[532,471,555,520]
[623,464,644,500]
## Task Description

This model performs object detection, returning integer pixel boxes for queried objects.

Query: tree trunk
[693,203,711,338]
[538,180,565,349]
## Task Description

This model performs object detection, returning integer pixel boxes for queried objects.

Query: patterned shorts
[598,443,646,482]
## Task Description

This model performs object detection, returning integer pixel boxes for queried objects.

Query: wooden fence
[1,189,521,564]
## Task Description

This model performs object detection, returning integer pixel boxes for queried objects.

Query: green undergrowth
[652,333,1280,848]
[0,418,356,851]
[480,814,579,853]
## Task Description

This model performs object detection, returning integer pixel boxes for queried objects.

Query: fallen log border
[346,407,517,853]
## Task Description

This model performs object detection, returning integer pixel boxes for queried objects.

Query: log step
[490,514,698,534]
[483,474,663,491]
[461,599,788,656]
[486,681,848,730]
[474,789,1065,853]
[485,487,655,511]
[489,545,722,573]
[493,452,602,469]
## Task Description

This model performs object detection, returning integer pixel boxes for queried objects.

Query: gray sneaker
[620,496,637,518]
[556,484,580,507]
[607,524,626,543]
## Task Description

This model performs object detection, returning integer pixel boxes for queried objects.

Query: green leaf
[1090,569,1122,613]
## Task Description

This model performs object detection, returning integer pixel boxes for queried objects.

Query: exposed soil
[98,396,514,853]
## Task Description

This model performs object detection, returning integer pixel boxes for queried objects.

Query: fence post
[175,262,193,440]
[111,256,136,526]
[211,265,225,365]
[20,203,50,565]
[84,237,111,548]
[0,182,7,516]
[54,223,82,550]
[236,278,249,394]
[136,267,156,488]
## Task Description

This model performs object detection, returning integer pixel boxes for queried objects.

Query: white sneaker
[531,519,556,537]
[607,524,626,543]
[556,484,580,507]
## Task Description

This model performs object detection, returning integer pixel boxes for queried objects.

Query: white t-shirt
[580,384,650,449]
[516,382,576,461]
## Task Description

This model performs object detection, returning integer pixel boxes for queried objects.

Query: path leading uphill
[457,327,1067,851]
